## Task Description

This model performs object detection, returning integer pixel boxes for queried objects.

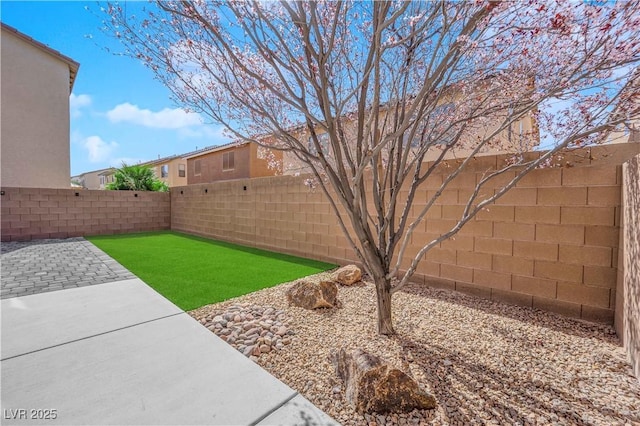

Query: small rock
[443,359,453,367]
[332,348,436,413]
[260,344,271,353]
[286,280,338,309]
[246,327,260,336]
[243,345,254,357]
[332,265,362,285]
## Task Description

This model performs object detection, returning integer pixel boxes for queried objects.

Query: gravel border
[190,273,640,425]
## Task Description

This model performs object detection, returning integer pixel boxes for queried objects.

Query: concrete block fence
[2,143,639,380]
[616,153,640,382]
[1,188,170,241]
[171,143,639,326]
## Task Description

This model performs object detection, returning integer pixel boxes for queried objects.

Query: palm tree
[107,163,169,192]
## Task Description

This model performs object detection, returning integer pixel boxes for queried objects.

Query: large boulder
[332,265,362,285]
[286,280,338,309]
[332,348,436,414]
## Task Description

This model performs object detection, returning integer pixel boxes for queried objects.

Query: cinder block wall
[616,154,640,381]
[1,188,171,241]
[172,143,640,324]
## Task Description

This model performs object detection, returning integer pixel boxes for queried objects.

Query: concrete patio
[1,239,337,425]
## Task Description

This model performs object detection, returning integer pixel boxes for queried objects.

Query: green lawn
[87,231,336,311]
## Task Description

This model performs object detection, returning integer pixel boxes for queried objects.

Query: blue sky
[1,1,231,176]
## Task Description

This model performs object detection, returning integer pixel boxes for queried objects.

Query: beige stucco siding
[1,26,73,188]
[80,172,102,190]
[151,158,188,187]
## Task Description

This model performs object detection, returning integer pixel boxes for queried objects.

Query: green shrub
[107,163,169,192]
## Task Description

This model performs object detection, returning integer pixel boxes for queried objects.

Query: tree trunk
[374,276,395,335]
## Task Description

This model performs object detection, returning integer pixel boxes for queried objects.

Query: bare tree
[105,0,639,335]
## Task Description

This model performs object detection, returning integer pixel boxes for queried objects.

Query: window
[161,164,169,178]
[223,152,235,171]
[194,159,202,176]
[308,132,330,155]
[178,164,186,177]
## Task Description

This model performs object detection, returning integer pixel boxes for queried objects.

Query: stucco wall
[172,143,639,325]
[615,154,640,382]
[186,144,282,184]
[79,172,102,190]
[0,188,170,241]
[1,27,72,188]
[249,143,283,178]
[282,107,538,176]
[187,145,252,184]
[151,158,188,188]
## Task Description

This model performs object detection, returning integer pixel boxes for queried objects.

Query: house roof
[137,142,241,166]
[98,169,116,177]
[140,154,184,167]
[1,22,80,92]
[183,141,249,160]
[73,167,115,178]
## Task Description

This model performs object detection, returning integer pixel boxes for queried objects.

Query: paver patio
[0,238,337,425]
[1,238,135,299]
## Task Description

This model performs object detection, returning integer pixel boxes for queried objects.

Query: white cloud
[83,135,118,163]
[106,102,203,129]
[70,93,92,118]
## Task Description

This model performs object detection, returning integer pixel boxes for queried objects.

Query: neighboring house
[609,120,640,144]
[281,80,540,175]
[142,155,188,188]
[72,167,115,190]
[281,111,538,176]
[186,141,282,185]
[98,169,116,189]
[0,23,79,188]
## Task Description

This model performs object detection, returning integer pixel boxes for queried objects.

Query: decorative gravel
[194,304,294,358]
[190,273,640,425]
